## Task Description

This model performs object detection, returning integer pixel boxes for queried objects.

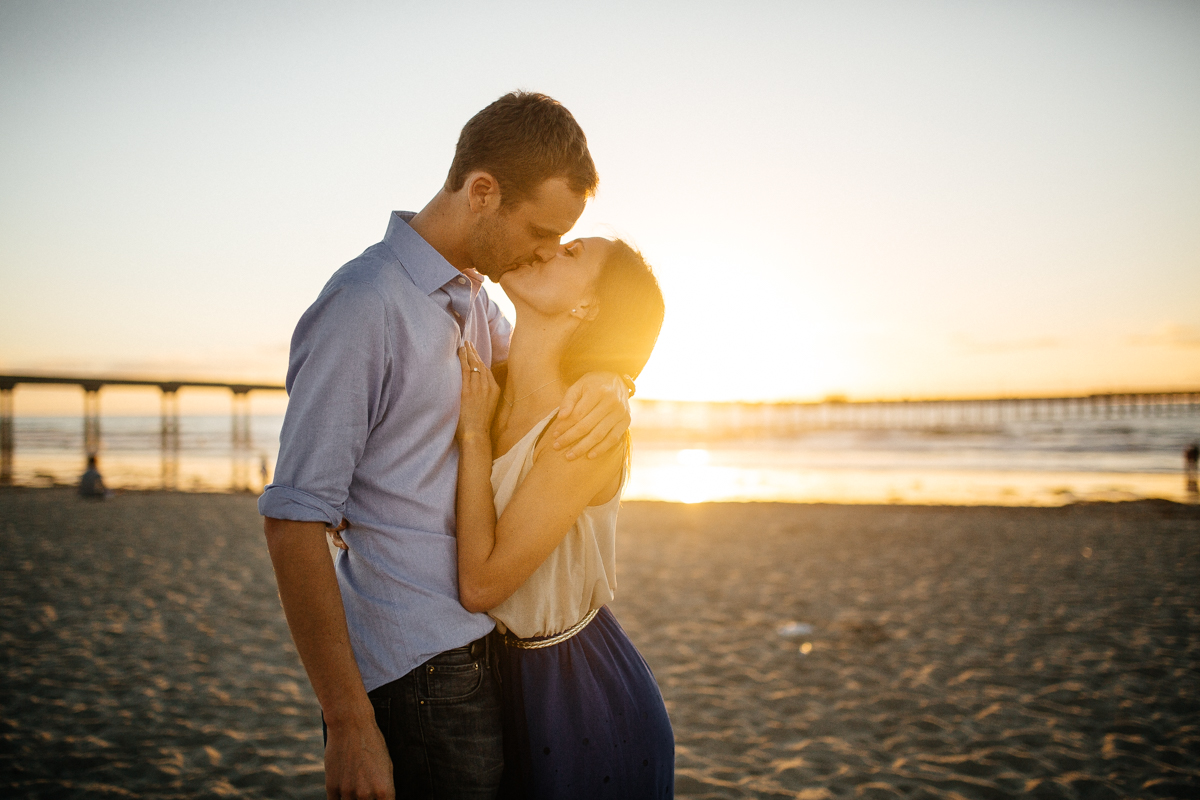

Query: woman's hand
[457,341,499,443]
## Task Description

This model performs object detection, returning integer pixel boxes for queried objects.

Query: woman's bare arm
[455,426,500,610]
[458,440,622,613]
[454,343,623,614]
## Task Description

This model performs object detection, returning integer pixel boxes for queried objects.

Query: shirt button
[457,277,467,285]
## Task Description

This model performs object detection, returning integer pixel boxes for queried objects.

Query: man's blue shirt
[258,211,511,691]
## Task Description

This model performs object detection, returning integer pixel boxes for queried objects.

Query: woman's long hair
[559,240,665,386]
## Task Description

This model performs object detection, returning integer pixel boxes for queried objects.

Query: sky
[1,0,1198,414]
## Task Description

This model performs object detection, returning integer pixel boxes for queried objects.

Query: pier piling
[230,387,252,492]
[1,381,13,485]
[82,382,102,459]
[160,386,181,490]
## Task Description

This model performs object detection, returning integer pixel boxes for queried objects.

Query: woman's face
[500,237,611,319]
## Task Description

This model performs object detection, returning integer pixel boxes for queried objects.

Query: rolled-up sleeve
[259,278,389,526]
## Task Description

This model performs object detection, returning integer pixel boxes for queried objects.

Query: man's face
[468,177,587,281]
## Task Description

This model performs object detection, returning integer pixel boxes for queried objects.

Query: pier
[2,374,1198,490]
[0,375,285,490]
[631,391,1200,439]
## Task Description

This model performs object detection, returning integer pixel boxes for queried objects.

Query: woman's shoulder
[531,429,627,507]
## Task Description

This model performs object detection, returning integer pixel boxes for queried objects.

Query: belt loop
[487,629,502,686]
[471,634,486,660]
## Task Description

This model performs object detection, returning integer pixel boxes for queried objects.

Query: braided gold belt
[502,608,600,650]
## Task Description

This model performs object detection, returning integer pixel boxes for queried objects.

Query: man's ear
[466,172,502,214]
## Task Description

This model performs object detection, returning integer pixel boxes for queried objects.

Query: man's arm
[549,372,633,460]
[264,518,393,800]
[260,280,394,799]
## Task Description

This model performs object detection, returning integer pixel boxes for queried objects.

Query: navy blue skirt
[496,606,674,799]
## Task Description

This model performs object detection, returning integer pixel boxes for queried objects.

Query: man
[259,92,632,800]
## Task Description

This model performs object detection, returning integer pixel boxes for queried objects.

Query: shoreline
[4,481,1200,511]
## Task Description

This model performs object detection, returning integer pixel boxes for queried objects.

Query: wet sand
[2,489,1198,798]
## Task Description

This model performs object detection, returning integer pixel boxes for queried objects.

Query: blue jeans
[329,635,505,799]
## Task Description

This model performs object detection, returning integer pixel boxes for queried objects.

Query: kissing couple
[260,92,674,799]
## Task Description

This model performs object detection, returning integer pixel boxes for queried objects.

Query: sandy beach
[2,489,1198,799]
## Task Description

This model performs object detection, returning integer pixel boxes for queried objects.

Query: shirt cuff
[258,485,344,527]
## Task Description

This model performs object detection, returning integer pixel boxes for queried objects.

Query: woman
[455,236,673,799]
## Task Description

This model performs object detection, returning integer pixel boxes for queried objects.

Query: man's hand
[551,372,631,460]
[262,517,393,799]
[324,716,394,800]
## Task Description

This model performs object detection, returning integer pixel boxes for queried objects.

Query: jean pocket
[420,660,484,704]
[369,694,391,739]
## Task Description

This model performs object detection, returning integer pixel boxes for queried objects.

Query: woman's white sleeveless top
[486,410,622,639]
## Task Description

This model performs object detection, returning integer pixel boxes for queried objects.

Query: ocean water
[8,415,286,494]
[6,412,1199,505]
[628,416,1199,505]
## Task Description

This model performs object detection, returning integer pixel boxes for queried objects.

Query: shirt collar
[383,211,465,296]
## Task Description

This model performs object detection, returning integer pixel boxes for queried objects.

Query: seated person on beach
[1187,442,1199,493]
[454,237,674,798]
[79,456,106,499]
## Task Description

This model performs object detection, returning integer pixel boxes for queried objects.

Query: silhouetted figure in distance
[1186,442,1199,497]
[79,455,106,499]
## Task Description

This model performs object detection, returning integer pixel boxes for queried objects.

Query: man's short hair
[446,91,598,207]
